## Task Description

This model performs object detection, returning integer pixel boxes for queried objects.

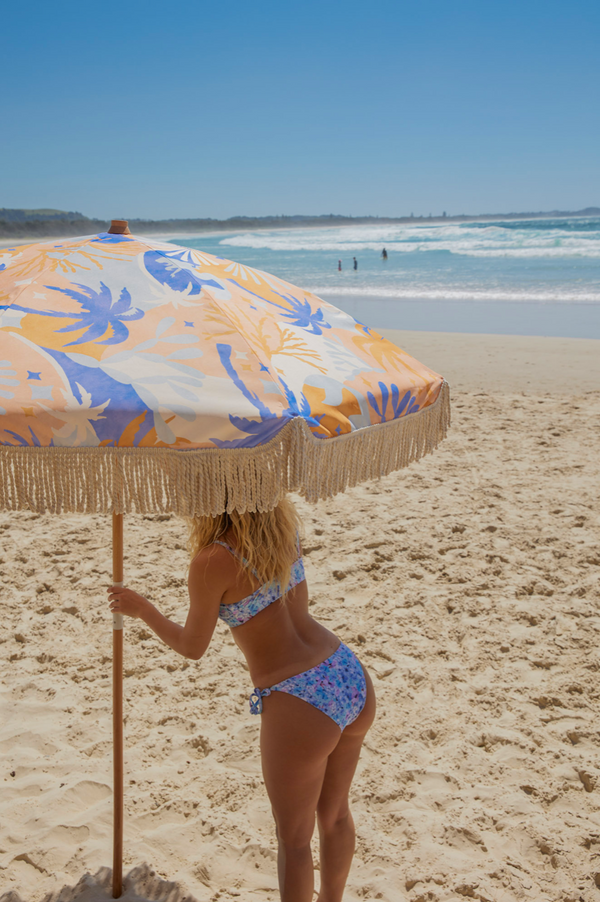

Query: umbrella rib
[202,288,293,408]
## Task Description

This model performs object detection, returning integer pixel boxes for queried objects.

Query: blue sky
[2,0,599,219]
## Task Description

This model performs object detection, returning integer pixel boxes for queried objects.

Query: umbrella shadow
[0,864,199,902]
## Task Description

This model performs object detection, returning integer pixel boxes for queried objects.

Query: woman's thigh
[317,667,376,828]
[260,691,342,845]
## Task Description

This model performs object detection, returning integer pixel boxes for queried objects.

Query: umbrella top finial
[108,219,131,235]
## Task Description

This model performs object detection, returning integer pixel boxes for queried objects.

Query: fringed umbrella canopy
[0,226,449,515]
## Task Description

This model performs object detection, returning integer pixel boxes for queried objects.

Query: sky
[2,0,600,220]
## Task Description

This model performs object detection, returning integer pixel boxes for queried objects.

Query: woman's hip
[250,642,369,732]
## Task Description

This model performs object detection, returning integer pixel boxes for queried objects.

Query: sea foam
[219,218,600,258]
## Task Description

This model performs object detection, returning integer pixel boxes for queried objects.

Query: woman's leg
[316,668,376,902]
[260,691,342,902]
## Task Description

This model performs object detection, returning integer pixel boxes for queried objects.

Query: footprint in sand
[61,780,112,811]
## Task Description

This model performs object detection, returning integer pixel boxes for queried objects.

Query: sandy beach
[1,329,599,902]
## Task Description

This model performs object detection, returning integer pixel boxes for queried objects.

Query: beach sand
[1,331,599,902]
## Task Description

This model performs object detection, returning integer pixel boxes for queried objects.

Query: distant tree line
[1,207,599,240]
[0,217,105,238]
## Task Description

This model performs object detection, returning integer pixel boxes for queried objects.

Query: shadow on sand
[0,864,199,902]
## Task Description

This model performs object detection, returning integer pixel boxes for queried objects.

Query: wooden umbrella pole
[112,512,124,898]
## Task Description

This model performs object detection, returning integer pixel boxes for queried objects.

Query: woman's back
[202,540,339,687]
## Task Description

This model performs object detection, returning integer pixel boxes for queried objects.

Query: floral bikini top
[213,538,306,628]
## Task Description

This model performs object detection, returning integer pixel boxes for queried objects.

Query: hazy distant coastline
[1,206,599,241]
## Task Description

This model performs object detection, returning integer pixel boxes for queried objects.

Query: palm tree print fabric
[0,233,444,450]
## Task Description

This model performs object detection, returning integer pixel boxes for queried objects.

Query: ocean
[171,216,600,338]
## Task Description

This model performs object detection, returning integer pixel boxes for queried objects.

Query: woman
[107,497,376,902]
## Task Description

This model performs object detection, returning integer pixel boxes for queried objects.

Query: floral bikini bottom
[249,642,367,731]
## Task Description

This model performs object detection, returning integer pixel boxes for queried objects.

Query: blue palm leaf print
[49,283,144,346]
[267,292,330,334]
[143,250,225,296]
[2,427,46,447]
[92,232,135,244]
[210,343,282,447]
[217,343,278,426]
[367,382,420,422]
[211,344,319,447]
[277,377,327,433]
[8,282,144,347]
[227,283,331,335]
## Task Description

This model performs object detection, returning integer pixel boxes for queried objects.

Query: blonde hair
[188,496,301,589]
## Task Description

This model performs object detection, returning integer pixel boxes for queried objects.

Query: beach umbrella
[0,220,450,896]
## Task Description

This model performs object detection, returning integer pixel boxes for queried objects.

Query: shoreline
[336,297,600,340]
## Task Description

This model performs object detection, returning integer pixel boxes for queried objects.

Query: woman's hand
[107,585,149,620]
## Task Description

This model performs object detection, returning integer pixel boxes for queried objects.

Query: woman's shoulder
[189,542,238,582]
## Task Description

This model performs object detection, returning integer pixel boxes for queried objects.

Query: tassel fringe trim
[0,382,450,516]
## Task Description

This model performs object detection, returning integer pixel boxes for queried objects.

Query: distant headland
[1,207,599,240]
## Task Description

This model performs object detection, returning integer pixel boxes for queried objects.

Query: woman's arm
[107,545,233,660]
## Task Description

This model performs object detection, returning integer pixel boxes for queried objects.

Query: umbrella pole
[112,512,124,898]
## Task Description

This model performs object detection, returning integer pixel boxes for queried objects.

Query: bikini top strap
[213,540,261,579]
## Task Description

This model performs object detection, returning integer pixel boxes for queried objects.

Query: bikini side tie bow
[249,687,272,715]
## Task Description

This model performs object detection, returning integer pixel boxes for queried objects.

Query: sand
[1,331,599,902]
